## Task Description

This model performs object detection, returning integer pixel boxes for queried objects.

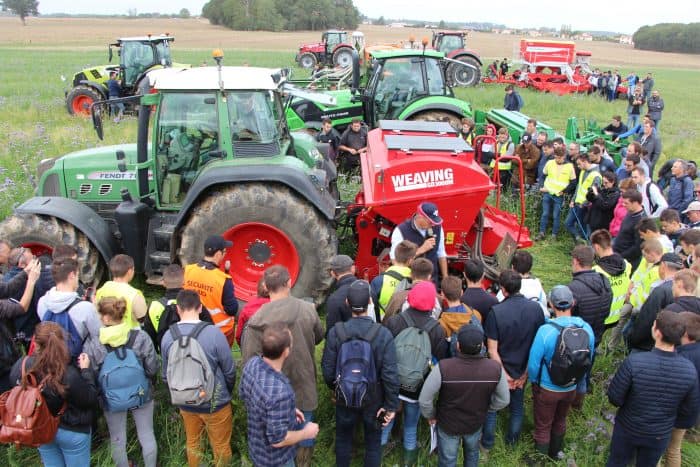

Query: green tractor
[5,59,339,303]
[65,34,186,116]
[286,49,472,132]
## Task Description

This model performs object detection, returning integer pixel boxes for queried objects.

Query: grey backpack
[394,312,438,393]
[166,322,216,407]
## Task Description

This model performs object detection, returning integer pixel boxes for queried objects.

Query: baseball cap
[660,252,684,269]
[682,201,700,214]
[407,281,437,311]
[330,254,354,272]
[548,285,575,310]
[417,202,443,226]
[204,235,232,256]
[521,133,532,143]
[346,280,370,311]
[456,325,484,355]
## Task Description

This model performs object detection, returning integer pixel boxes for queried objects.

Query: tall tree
[1,0,39,25]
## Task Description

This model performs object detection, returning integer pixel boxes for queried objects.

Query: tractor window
[155,92,219,204]
[373,58,426,120]
[121,41,156,87]
[227,91,279,146]
[154,41,173,67]
[326,33,344,49]
[438,35,463,54]
[425,58,446,95]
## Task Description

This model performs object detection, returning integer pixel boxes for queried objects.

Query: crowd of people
[0,195,697,467]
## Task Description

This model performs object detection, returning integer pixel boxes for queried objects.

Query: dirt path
[1,17,699,69]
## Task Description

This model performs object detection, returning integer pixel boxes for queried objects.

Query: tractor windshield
[227,91,280,151]
[155,92,219,204]
[438,35,463,54]
[154,41,173,67]
[121,41,156,87]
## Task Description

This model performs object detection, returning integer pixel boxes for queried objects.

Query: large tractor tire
[409,110,462,131]
[448,56,482,87]
[298,53,318,69]
[0,214,104,286]
[333,47,354,68]
[178,184,337,303]
[66,85,102,116]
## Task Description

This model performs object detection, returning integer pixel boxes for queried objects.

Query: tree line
[633,23,700,54]
[202,0,360,31]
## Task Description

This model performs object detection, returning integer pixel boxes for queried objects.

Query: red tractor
[431,31,483,87]
[345,120,531,283]
[296,30,359,69]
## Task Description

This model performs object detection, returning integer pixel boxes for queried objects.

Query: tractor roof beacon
[9,52,339,303]
[65,34,182,116]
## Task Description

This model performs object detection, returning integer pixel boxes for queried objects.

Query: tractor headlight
[309,147,323,161]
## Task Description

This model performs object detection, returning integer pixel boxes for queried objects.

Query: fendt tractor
[286,49,473,132]
[1,54,530,304]
[65,34,186,116]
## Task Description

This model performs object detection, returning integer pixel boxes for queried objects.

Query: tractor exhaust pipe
[351,50,360,93]
[136,103,151,201]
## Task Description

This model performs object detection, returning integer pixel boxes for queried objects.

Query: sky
[38,0,700,35]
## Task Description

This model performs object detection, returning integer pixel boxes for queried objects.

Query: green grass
[1,46,700,466]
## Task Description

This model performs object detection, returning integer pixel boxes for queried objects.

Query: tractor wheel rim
[72,95,93,115]
[222,222,300,302]
[455,68,473,85]
[301,56,314,68]
[337,53,352,67]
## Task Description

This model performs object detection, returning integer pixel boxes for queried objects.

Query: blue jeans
[336,405,382,467]
[481,387,525,448]
[297,410,315,448]
[606,422,670,467]
[539,193,563,235]
[38,427,91,467]
[381,400,421,450]
[565,205,588,239]
[437,426,481,467]
[627,113,640,130]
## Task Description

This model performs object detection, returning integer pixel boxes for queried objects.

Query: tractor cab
[432,31,466,55]
[110,35,175,88]
[322,30,348,55]
[365,51,449,126]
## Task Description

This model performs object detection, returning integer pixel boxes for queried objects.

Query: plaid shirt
[239,356,297,467]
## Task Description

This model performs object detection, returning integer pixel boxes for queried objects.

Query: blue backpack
[43,298,85,358]
[333,322,381,409]
[98,331,150,412]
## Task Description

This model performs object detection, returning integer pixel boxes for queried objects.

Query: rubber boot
[295,446,314,467]
[403,447,418,467]
[535,443,549,456]
[549,433,565,459]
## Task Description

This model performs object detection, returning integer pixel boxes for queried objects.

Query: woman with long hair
[9,321,98,466]
[84,296,158,467]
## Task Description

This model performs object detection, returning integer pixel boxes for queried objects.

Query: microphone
[224,260,231,274]
[426,227,435,240]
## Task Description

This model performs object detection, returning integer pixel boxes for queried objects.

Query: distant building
[619,35,634,45]
[389,22,407,28]
[500,29,514,35]
[579,33,593,41]
[527,30,542,37]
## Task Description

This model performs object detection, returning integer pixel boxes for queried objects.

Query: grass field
[0,17,699,467]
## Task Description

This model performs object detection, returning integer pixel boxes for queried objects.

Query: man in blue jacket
[606,310,699,467]
[528,285,595,459]
[321,280,399,467]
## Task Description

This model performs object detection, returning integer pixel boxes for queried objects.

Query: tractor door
[155,92,220,206]
[370,57,427,124]
[120,41,157,88]
[154,40,173,67]
[325,32,342,55]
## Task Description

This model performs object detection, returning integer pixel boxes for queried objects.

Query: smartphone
[375,409,387,426]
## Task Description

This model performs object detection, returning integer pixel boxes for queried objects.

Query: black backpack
[0,322,21,377]
[539,323,591,387]
[333,322,381,409]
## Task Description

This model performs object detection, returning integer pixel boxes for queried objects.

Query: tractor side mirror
[108,46,113,63]
[116,150,127,172]
[92,105,104,141]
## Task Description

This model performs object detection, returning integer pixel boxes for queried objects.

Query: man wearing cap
[515,133,541,188]
[482,270,545,451]
[528,286,595,459]
[184,234,238,346]
[626,252,686,352]
[419,324,509,467]
[337,118,368,173]
[322,280,399,467]
[324,254,358,334]
[683,201,700,229]
[383,281,448,465]
[390,202,448,289]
